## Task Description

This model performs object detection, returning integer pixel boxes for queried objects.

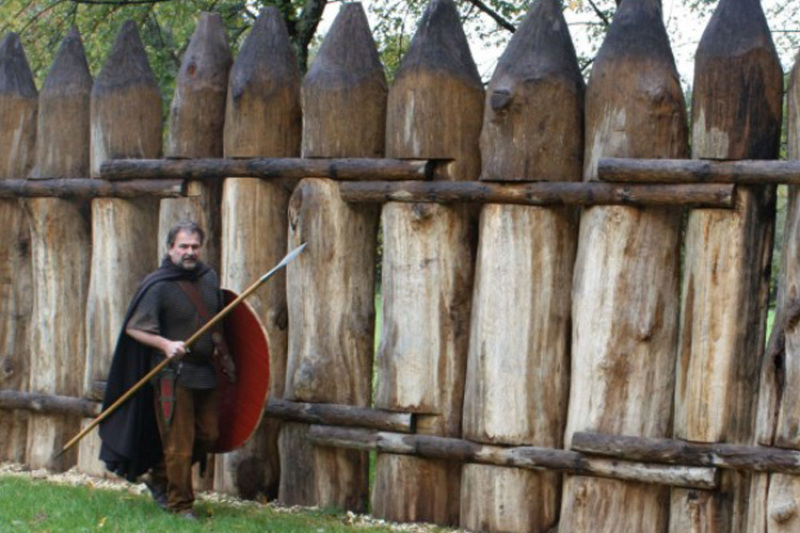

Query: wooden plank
[159,12,231,272]
[674,0,783,531]
[460,0,582,531]
[282,3,384,512]
[216,7,300,501]
[0,32,36,464]
[372,0,483,526]
[81,20,162,475]
[339,181,734,208]
[561,0,689,530]
[25,28,92,471]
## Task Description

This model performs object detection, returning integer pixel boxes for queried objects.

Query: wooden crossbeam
[598,157,800,185]
[307,425,719,490]
[0,178,186,198]
[571,432,800,474]
[264,398,414,433]
[100,157,437,181]
[0,390,100,418]
[339,181,736,208]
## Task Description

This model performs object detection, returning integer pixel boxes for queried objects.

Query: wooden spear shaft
[55,242,307,459]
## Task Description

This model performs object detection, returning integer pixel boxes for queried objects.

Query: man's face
[168,230,203,270]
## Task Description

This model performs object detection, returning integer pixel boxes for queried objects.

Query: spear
[54,242,307,460]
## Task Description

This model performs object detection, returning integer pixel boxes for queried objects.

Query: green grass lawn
[0,474,410,533]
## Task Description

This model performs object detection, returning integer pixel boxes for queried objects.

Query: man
[99,220,227,519]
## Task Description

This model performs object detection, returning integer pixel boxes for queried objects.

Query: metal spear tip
[280,242,307,267]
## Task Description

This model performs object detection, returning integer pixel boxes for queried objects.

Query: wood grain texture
[283,3,384,511]
[461,1,581,530]
[81,20,161,474]
[674,0,782,531]
[561,0,688,530]
[0,32,36,464]
[750,37,800,533]
[24,28,91,470]
[216,7,301,500]
[159,13,231,271]
[372,0,483,526]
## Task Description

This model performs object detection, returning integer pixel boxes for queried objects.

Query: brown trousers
[152,384,219,512]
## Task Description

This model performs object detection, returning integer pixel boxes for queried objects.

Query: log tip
[181,11,232,75]
[309,2,384,78]
[495,0,583,85]
[231,6,298,87]
[95,20,158,89]
[396,0,481,86]
[43,28,92,93]
[0,32,37,98]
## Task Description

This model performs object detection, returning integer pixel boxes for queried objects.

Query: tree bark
[81,20,162,474]
[673,0,782,531]
[562,0,689,531]
[0,32,36,464]
[372,0,483,526]
[216,7,301,500]
[24,28,92,471]
[283,3,384,512]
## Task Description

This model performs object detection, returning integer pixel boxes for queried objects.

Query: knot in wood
[771,501,798,524]
[490,89,513,112]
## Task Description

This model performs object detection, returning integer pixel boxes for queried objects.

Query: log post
[24,28,92,471]
[671,0,782,531]
[0,32,36,464]
[460,0,582,531]
[215,7,301,500]
[80,20,162,476]
[750,29,800,533]
[158,13,231,271]
[560,1,689,531]
[372,0,483,525]
[282,3,384,512]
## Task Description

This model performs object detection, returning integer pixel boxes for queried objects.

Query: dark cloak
[98,259,211,482]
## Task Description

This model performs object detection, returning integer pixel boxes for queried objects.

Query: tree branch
[69,0,174,5]
[586,0,611,27]
[462,0,515,33]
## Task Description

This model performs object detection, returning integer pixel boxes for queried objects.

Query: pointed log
[159,13,231,272]
[215,7,301,500]
[282,3,384,511]
[461,1,582,531]
[372,0,483,525]
[750,23,800,533]
[81,21,161,473]
[24,28,92,471]
[561,0,689,530]
[670,0,782,530]
[0,32,36,463]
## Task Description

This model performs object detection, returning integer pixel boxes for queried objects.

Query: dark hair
[166,220,205,248]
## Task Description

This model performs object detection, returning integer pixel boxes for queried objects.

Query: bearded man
[99,220,228,519]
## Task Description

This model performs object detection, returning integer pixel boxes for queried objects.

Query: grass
[0,475,404,533]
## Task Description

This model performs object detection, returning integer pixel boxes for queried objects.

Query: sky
[316,0,799,93]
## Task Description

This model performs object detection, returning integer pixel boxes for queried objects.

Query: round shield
[212,289,271,453]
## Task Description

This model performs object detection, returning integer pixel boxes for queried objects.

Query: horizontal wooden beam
[0,178,186,198]
[598,157,800,185]
[265,398,414,433]
[0,390,100,418]
[100,157,437,181]
[307,425,718,490]
[571,432,800,474]
[339,181,736,208]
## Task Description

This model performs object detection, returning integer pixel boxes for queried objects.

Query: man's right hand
[163,340,187,359]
